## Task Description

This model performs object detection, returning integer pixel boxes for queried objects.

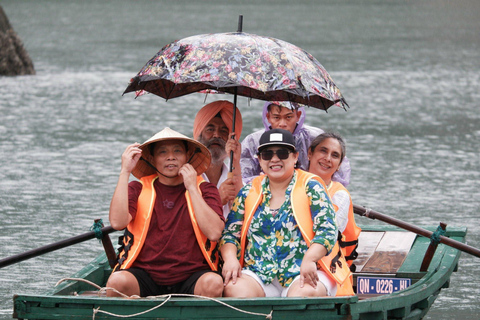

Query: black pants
[124,267,217,297]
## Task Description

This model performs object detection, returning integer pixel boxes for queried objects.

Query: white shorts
[241,269,337,297]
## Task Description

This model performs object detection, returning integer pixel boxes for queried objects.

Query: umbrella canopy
[123,32,349,111]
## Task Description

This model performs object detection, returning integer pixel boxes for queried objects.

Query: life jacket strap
[339,239,358,247]
[329,250,343,274]
[210,243,218,264]
[339,237,359,262]
[114,229,134,272]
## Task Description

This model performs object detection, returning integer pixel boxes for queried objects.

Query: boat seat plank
[353,231,384,272]
[360,232,416,273]
[375,232,417,252]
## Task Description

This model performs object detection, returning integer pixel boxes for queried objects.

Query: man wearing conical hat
[106,127,225,298]
[193,100,244,219]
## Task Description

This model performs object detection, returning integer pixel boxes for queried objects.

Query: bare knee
[194,272,223,297]
[223,281,245,297]
[105,271,140,297]
[223,277,264,298]
[288,282,328,297]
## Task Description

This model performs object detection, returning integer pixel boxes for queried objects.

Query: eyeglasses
[258,148,293,161]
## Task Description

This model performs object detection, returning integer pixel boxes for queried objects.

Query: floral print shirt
[220,170,337,287]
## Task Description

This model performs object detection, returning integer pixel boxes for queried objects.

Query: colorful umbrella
[123,31,349,111]
[124,17,349,174]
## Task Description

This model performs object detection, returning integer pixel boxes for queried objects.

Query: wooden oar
[353,204,480,259]
[0,225,116,269]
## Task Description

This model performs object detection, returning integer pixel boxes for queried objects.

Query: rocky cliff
[0,5,35,76]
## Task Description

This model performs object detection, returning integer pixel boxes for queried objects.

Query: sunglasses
[258,148,293,161]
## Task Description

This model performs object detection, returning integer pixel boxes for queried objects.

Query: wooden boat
[12,224,466,320]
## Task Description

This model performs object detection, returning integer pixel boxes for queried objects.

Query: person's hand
[121,143,142,174]
[179,163,197,190]
[218,178,237,205]
[226,133,243,182]
[222,257,242,286]
[226,133,241,165]
[299,259,319,289]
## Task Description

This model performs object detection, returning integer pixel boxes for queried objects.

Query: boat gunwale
[12,225,467,320]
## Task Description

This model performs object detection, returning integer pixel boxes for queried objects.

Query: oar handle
[420,222,447,271]
[0,226,116,269]
[94,219,118,269]
[353,204,480,258]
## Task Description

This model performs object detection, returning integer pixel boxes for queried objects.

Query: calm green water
[1,0,479,319]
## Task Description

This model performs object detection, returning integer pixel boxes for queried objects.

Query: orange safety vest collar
[240,170,354,296]
[114,174,219,272]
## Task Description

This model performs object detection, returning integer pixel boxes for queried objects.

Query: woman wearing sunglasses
[220,129,353,298]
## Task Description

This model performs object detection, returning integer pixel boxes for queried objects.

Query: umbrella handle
[237,15,243,33]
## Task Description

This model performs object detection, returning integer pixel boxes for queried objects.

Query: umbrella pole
[228,15,243,176]
[229,88,238,175]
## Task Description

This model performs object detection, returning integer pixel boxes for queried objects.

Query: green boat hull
[13,225,466,320]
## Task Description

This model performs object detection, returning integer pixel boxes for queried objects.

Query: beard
[199,136,227,165]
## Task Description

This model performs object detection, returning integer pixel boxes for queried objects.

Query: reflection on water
[1,0,480,319]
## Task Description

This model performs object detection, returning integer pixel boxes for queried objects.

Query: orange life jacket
[328,181,361,269]
[240,170,354,296]
[114,174,219,272]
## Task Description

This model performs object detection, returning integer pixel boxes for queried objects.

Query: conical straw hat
[132,127,211,179]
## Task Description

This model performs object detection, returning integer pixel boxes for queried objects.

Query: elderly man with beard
[193,100,243,219]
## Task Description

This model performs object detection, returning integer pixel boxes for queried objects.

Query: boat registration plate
[356,276,411,295]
